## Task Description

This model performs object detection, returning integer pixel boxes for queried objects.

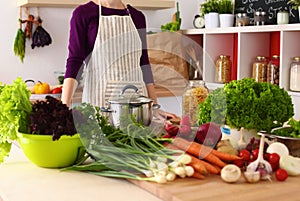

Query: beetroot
[196,122,222,148]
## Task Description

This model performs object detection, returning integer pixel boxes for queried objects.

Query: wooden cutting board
[129,174,300,201]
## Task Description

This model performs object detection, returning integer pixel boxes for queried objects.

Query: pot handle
[153,104,161,110]
[120,84,139,95]
[100,107,113,113]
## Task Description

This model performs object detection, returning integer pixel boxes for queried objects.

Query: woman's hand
[153,108,179,121]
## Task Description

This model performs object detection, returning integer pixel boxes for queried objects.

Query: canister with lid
[252,56,268,82]
[182,80,209,126]
[215,55,232,83]
[290,56,300,92]
[267,55,280,85]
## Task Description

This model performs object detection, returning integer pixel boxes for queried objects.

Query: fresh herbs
[0,78,32,162]
[198,78,294,132]
[29,96,77,140]
[271,118,300,138]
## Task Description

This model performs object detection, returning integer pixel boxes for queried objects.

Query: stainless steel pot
[101,85,160,128]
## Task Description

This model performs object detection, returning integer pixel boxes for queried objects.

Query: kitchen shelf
[16,0,175,9]
[183,23,300,119]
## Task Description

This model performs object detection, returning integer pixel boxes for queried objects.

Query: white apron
[82,3,147,107]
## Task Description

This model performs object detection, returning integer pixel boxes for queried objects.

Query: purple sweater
[65,1,154,84]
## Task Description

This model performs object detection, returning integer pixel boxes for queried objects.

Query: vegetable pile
[65,105,242,183]
[161,2,181,32]
[198,78,294,132]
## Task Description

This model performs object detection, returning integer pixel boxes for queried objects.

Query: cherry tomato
[268,153,280,165]
[233,159,244,168]
[275,168,288,181]
[251,149,259,160]
[268,153,280,171]
[239,149,251,161]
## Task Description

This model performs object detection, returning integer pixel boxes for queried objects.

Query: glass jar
[215,55,231,83]
[267,55,280,85]
[252,56,268,82]
[235,13,250,26]
[290,56,300,92]
[182,80,209,126]
[277,11,289,25]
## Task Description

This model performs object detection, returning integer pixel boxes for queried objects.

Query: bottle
[290,56,300,92]
[215,55,232,83]
[182,80,209,126]
[252,56,267,82]
[267,55,280,85]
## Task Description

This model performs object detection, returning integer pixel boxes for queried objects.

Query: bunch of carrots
[166,137,241,179]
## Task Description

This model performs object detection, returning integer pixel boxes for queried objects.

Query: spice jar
[290,56,300,92]
[252,56,268,82]
[182,80,209,126]
[215,55,232,83]
[267,55,280,85]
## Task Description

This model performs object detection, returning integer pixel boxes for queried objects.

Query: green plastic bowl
[17,132,84,168]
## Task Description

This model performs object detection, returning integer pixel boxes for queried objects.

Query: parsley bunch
[198,78,294,132]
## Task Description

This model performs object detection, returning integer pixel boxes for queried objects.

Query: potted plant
[200,0,220,28]
[218,0,234,27]
[288,0,300,21]
[0,78,84,168]
[197,78,294,144]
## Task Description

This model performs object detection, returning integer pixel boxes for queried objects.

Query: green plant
[218,0,233,14]
[288,0,300,10]
[200,0,219,16]
[197,78,294,132]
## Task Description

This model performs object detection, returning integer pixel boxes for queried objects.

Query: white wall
[0,0,202,85]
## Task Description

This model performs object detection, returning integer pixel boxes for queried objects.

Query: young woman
[62,0,177,120]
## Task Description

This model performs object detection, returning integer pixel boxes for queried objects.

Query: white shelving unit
[16,0,175,9]
[183,23,300,119]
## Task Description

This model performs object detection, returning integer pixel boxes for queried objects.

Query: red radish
[164,123,179,136]
[179,114,192,135]
[180,114,191,127]
[196,122,222,148]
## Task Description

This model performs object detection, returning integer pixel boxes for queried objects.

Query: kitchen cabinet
[183,23,300,119]
[17,0,175,9]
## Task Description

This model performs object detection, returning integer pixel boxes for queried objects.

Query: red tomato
[268,153,280,171]
[233,159,244,168]
[268,153,280,164]
[51,86,63,94]
[239,149,251,161]
[251,149,259,160]
[275,168,288,181]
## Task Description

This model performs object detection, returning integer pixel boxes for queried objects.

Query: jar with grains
[252,56,268,82]
[267,55,280,85]
[290,56,300,92]
[215,55,231,83]
[182,80,209,126]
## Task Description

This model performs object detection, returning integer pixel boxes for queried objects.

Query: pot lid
[107,84,153,105]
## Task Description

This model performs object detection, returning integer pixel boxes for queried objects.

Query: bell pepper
[34,81,51,94]
[51,86,62,94]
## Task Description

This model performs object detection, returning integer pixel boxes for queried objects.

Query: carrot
[188,155,208,175]
[192,171,205,180]
[172,137,227,168]
[189,154,219,175]
[210,149,241,162]
[211,164,221,175]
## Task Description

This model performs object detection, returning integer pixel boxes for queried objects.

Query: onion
[196,122,222,148]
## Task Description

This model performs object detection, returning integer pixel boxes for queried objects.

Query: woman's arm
[61,78,78,107]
